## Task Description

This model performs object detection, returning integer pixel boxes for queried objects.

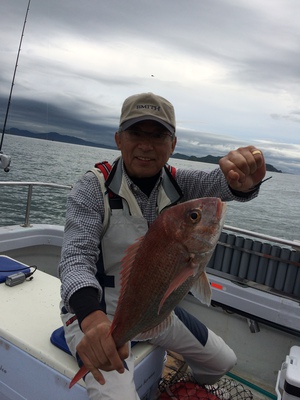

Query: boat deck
[1,262,273,400]
[2,222,297,400]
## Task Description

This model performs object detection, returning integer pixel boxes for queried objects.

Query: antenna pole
[0,0,32,151]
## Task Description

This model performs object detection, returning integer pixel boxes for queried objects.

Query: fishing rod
[0,0,32,172]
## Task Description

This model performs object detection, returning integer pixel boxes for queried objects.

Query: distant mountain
[7,128,116,150]
[7,128,282,173]
[172,153,282,173]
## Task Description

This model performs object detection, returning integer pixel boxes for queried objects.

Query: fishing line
[1,0,32,152]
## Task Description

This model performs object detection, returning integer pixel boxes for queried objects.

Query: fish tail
[69,365,89,389]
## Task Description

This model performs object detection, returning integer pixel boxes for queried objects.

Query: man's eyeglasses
[123,129,174,144]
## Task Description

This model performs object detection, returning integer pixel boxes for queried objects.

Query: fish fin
[119,236,145,289]
[158,258,196,314]
[134,313,174,341]
[109,236,145,337]
[190,272,212,306]
[69,365,89,389]
[121,235,144,264]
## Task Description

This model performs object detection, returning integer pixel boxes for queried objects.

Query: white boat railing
[0,180,299,251]
[224,224,300,252]
[0,181,72,227]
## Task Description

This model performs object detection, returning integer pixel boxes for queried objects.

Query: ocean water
[1,134,299,242]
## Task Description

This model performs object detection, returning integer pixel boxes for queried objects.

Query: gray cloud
[1,0,300,173]
[271,111,300,123]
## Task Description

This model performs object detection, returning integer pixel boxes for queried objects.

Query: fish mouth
[189,201,227,253]
[189,248,215,260]
[218,201,227,227]
[209,201,227,246]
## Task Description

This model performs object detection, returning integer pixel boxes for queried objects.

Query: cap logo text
[136,104,161,112]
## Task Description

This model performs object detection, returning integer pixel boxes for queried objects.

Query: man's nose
[137,135,154,148]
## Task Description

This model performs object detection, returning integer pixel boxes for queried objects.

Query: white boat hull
[1,223,300,398]
[0,225,165,399]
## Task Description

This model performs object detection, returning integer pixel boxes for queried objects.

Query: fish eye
[189,209,201,223]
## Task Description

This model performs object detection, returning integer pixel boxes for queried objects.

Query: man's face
[115,120,177,178]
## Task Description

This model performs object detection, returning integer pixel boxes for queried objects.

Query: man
[59,92,266,399]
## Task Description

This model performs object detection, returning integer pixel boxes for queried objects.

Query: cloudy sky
[1,0,300,173]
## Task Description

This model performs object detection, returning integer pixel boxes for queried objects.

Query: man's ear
[115,131,121,149]
[171,136,177,153]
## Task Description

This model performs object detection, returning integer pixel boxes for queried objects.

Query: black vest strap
[108,195,123,209]
[94,161,119,312]
[96,250,115,314]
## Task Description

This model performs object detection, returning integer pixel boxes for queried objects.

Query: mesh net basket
[158,371,254,400]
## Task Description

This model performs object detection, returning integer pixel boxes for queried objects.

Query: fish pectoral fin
[158,259,196,314]
[190,272,212,306]
[134,313,174,341]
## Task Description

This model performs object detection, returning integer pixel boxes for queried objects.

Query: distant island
[7,127,116,149]
[7,127,282,173]
[172,153,282,173]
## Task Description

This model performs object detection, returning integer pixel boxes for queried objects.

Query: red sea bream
[70,197,226,388]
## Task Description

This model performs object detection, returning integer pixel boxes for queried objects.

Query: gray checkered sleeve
[58,172,105,312]
[176,167,258,202]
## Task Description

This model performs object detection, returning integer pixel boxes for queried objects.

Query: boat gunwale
[1,180,299,249]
